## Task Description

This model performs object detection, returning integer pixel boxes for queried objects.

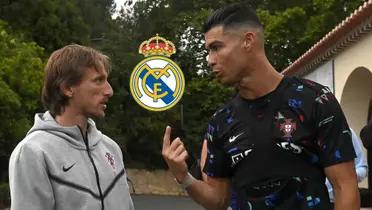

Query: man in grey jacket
[9,44,134,210]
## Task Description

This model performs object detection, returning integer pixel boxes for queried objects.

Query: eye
[209,43,223,54]
[210,45,219,51]
[94,77,105,84]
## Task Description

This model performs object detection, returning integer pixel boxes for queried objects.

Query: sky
[113,0,135,18]
[114,0,126,10]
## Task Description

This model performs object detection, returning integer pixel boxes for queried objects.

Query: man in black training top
[162,3,360,210]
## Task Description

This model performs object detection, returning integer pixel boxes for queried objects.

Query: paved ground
[132,194,372,210]
[132,194,203,210]
[2,195,372,210]
[132,195,372,210]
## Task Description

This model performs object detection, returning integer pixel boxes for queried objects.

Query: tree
[75,0,116,40]
[257,0,364,70]
[0,20,44,179]
[0,0,116,53]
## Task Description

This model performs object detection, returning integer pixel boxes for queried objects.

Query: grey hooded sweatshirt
[9,111,134,210]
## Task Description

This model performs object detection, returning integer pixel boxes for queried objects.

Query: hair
[42,44,110,116]
[203,3,263,34]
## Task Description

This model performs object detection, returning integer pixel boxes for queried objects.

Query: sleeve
[202,118,232,178]
[312,87,356,167]
[9,142,55,210]
[350,129,368,182]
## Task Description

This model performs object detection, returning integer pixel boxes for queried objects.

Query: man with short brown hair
[9,44,134,210]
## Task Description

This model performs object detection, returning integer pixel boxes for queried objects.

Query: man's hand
[162,126,231,210]
[162,126,189,182]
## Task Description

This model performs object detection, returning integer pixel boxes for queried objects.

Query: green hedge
[0,182,10,208]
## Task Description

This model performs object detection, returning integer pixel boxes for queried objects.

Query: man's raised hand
[162,126,189,182]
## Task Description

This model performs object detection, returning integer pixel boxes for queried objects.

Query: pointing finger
[162,126,172,150]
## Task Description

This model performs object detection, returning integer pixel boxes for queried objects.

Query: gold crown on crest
[139,34,176,57]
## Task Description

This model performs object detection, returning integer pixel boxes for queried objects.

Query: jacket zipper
[80,127,105,210]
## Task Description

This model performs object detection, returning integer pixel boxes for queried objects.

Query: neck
[55,107,88,136]
[238,54,283,100]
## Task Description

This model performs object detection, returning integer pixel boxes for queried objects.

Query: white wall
[304,60,334,93]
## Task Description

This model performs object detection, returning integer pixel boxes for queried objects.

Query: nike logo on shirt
[62,163,76,172]
[229,132,244,143]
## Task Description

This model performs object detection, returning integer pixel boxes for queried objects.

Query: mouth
[213,70,222,77]
[100,100,108,110]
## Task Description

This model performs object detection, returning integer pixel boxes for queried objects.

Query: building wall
[303,33,372,189]
[334,34,372,133]
[304,60,334,93]
[338,66,372,189]
[334,33,372,100]
[335,34,372,189]
[304,33,372,135]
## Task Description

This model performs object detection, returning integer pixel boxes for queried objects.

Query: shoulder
[10,131,49,163]
[209,96,237,123]
[205,97,238,144]
[284,76,334,104]
[100,134,122,153]
[16,130,52,151]
[287,77,330,95]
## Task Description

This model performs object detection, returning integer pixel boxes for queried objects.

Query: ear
[60,83,74,98]
[242,31,255,50]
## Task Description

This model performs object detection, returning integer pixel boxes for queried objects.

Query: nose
[207,53,216,67]
[104,81,114,98]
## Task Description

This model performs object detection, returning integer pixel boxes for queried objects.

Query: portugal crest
[130,34,185,111]
[280,119,297,138]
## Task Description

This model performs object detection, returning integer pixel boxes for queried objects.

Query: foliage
[75,0,116,40]
[0,0,116,52]
[0,0,89,52]
[0,20,44,179]
[257,0,365,70]
[0,182,10,207]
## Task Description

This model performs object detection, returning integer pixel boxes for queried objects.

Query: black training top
[203,76,355,210]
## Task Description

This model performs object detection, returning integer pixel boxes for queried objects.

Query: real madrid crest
[130,34,185,111]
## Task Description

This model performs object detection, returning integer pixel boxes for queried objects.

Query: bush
[0,182,10,208]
